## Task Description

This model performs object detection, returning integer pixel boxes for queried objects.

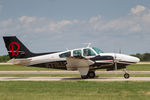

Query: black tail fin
[3,36,34,59]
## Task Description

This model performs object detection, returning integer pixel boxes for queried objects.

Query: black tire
[87,71,95,78]
[81,75,87,79]
[124,73,130,79]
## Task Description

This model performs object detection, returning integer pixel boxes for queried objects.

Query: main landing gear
[123,69,130,79]
[81,71,95,79]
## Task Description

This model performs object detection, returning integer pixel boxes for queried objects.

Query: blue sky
[0,0,150,55]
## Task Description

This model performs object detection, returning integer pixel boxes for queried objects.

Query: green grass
[0,65,62,71]
[0,64,150,71]
[127,64,150,71]
[0,81,150,100]
[140,61,150,62]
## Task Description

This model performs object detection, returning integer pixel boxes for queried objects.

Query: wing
[66,56,94,75]
[66,56,94,70]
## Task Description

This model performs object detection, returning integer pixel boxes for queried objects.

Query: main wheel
[81,75,87,79]
[87,71,95,78]
[124,73,130,79]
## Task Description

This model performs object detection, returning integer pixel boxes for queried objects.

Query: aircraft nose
[134,57,140,62]
[115,53,140,63]
[129,56,140,63]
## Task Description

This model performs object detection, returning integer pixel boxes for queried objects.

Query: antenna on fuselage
[87,43,91,47]
[119,48,122,54]
[66,48,69,51]
[83,43,92,47]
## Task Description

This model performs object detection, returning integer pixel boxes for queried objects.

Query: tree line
[0,55,10,62]
[131,53,150,61]
[0,53,150,62]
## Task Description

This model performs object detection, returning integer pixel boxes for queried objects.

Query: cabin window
[73,50,82,56]
[83,49,96,56]
[59,51,71,58]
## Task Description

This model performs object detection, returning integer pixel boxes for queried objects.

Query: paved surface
[137,62,150,64]
[0,71,150,74]
[0,63,13,65]
[0,77,150,81]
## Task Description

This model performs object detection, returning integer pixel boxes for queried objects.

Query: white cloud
[129,24,142,32]
[19,16,37,23]
[1,5,150,55]
[0,5,2,9]
[87,5,150,34]
[88,15,103,30]
[1,5,150,35]
[0,18,12,27]
[49,20,72,32]
[0,16,74,35]
[131,5,146,14]
[0,5,3,13]
[89,15,102,23]
[142,11,150,22]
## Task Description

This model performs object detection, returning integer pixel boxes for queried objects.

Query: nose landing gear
[123,69,130,79]
[124,73,130,79]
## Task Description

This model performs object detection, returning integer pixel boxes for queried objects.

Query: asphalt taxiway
[0,71,150,81]
[0,71,150,74]
[0,77,150,81]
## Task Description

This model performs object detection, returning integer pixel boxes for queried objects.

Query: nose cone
[115,53,140,63]
[129,56,140,63]
[100,53,140,64]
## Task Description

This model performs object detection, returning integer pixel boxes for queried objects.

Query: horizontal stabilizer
[7,59,31,65]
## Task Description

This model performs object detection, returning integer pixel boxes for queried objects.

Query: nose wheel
[124,73,130,79]
[123,69,130,79]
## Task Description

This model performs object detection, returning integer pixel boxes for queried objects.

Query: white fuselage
[27,47,140,66]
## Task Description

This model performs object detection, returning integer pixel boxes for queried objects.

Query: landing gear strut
[123,69,130,79]
[81,71,95,79]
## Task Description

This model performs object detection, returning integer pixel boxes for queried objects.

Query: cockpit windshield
[92,47,104,54]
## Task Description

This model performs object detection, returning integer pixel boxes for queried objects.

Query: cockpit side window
[59,51,71,58]
[83,49,96,56]
[73,50,82,57]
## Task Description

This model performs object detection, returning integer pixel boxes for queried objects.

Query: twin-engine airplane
[3,36,140,79]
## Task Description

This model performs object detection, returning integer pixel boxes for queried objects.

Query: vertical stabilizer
[3,36,33,59]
